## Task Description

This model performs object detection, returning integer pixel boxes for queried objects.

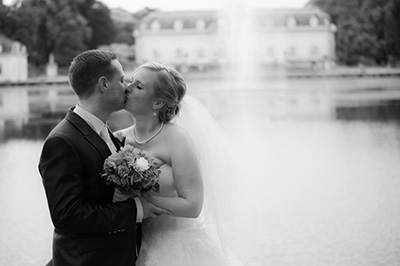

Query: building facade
[0,34,28,82]
[134,7,336,69]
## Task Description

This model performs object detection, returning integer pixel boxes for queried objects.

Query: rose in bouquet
[101,144,160,197]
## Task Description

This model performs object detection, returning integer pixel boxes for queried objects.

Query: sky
[98,0,311,12]
[3,0,311,13]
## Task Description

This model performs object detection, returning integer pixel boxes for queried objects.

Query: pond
[1,76,400,266]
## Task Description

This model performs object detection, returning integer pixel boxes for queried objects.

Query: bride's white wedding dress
[136,164,234,266]
[119,96,242,266]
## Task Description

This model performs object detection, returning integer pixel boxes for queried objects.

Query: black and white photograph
[1,0,400,265]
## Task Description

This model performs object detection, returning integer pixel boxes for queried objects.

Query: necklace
[133,122,164,145]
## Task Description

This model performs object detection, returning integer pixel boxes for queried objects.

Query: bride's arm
[146,128,204,218]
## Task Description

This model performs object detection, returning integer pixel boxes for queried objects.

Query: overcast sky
[3,0,311,13]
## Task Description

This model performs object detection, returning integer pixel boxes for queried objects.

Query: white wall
[136,32,220,66]
[135,10,336,68]
[0,53,28,82]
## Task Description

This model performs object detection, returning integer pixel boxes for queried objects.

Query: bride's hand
[112,188,133,202]
[140,196,172,218]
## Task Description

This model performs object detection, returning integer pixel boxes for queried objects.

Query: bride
[114,62,241,266]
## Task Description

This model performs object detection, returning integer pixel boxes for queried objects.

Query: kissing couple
[39,49,242,266]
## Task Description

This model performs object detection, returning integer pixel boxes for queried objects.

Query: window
[11,42,20,53]
[196,19,206,30]
[151,20,161,31]
[173,20,184,31]
[286,17,297,28]
[309,16,319,27]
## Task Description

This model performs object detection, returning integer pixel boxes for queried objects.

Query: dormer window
[196,19,206,30]
[11,42,20,53]
[286,16,297,28]
[173,20,184,31]
[309,16,319,27]
[151,20,161,31]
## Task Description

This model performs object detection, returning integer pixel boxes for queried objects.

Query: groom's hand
[140,197,172,218]
[112,188,132,202]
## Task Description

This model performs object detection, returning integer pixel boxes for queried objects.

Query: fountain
[218,2,259,87]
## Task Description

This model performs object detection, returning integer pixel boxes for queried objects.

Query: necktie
[100,125,117,154]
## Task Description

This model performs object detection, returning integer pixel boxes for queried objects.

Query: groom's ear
[98,76,108,92]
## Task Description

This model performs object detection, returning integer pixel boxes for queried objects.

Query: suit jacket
[39,109,137,266]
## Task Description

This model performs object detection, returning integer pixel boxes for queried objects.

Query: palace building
[134,7,336,70]
[0,34,28,82]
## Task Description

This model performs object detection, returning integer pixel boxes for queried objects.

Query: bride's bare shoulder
[163,122,190,141]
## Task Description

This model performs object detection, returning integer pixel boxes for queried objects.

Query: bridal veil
[172,95,241,253]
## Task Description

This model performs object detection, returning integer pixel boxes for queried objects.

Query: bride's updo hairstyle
[137,62,186,123]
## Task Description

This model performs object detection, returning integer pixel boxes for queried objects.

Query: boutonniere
[115,131,126,147]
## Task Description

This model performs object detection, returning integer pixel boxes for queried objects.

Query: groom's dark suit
[39,109,138,266]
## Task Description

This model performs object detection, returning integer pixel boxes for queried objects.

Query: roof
[252,8,331,28]
[140,10,219,31]
[0,34,16,52]
[110,8,139,24]
[137,8,332,32]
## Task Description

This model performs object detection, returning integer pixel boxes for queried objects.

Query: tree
[45,0,91,66]
[85,2,116,49]
[114,22,135,45]
[0,0,116,68]
[385,0,400,66]
[308,0,398,66]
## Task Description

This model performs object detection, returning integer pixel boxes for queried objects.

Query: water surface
[1,77,400,265]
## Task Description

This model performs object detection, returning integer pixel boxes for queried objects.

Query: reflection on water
[231,120,400,265]
[1,77,400,265]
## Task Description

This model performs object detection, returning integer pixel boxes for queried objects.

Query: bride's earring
[152,102,163,116]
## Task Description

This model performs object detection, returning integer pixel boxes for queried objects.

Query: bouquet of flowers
[101,144,160,197]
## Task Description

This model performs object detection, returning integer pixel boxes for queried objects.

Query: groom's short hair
[68,49,118,99]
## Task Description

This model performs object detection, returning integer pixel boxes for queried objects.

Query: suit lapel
[65,108,111,159]
[108,128,124,151]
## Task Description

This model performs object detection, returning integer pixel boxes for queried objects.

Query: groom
[39,50,167,266]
